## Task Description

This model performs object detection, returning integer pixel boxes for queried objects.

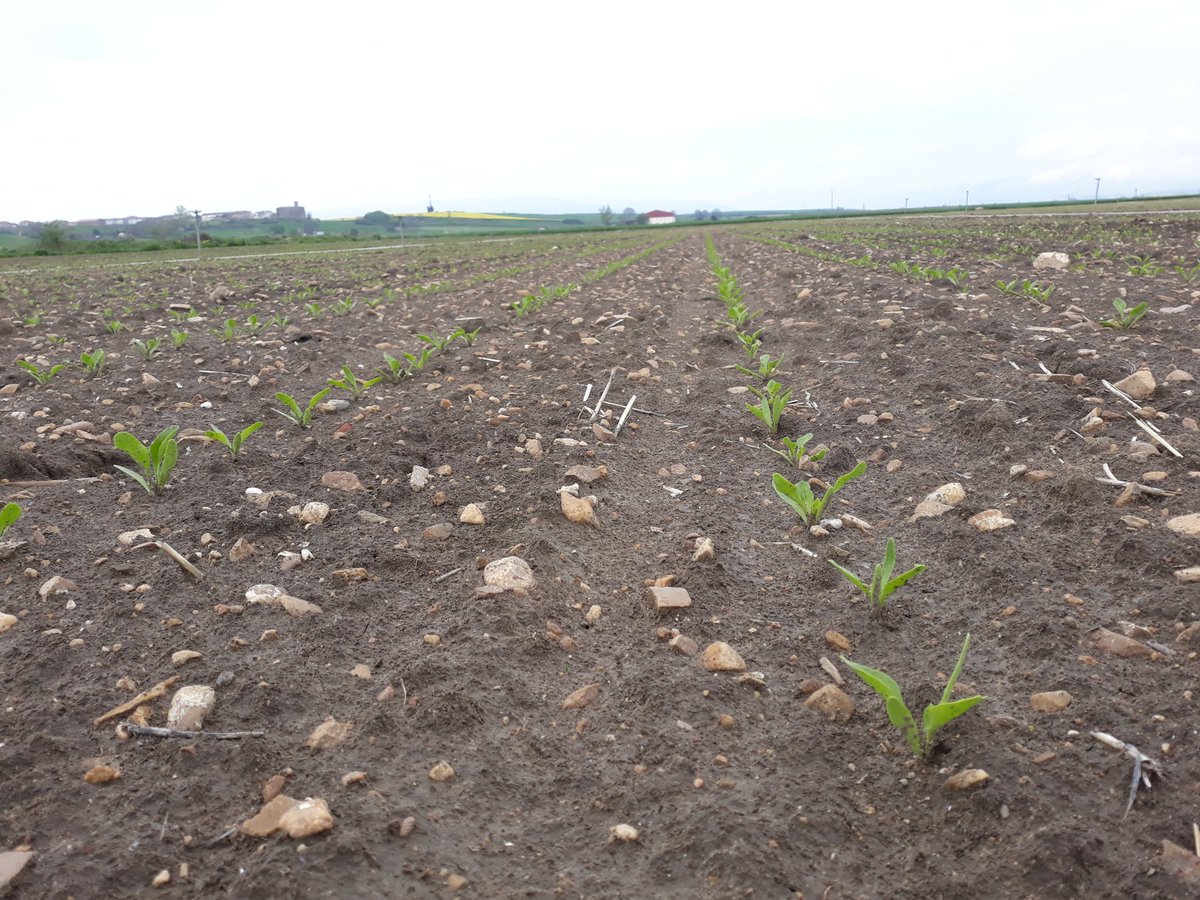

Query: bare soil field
[1,213,1199,898]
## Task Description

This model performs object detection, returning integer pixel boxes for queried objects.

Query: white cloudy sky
[2,1,1197,221]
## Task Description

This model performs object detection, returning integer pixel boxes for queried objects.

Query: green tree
[36,222,66,253]
[599,205,613,226]
[357,210,394,227]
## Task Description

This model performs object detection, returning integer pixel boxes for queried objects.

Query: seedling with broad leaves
[735,353,783,381]
[772,461,867,526]
[842,633,985,757]
[1100,298,1149,329]
[830,537,926,620]
[766,433,826,467]
[0,502,20,540]
[114,426,179,495]
[80,349,106,374]
[130,337,160,359]
[206,421,263,461]
[735,328,764,360]
[18,360,66,385]
[746,379,791,434]
[328,365,382,399]
[274,388,331,427]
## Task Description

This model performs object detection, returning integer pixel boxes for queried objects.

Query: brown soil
[1,216,1199,898]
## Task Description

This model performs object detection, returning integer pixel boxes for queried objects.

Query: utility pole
[964,190,969,211]
[830,189,834,212]
[904,198,908,211]
[1094,177,1101,204]
[191,210,202,258]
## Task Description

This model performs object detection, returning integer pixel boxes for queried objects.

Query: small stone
[0,613,17,634]
[804,684,855,723]
[357,510,390,525]
[609,823,639,842]
[38,575,77,600]
[241,795,298,836]
[944,769,990,790]
[646,586,692,611]
[84,763,121,784]
[1160,839,1200,884]
[229,537,257,562]
[429,761,455,782]
[562,683,601,709]
[1166,514,1200,538]
[560,489,599,526]
[1030,690,1073,713]
[152,869,171,887]
[278,798,334,838]
[1090,627,1154,658]
[969,509,1016,532]
[797,678,823,695]
[117,528,154,546]
[409,466,430,491]
[395,816,417,837]
[585,604,602,623]
[1163,369,1195,383]
[592,423,616,443]
[1033,251,1070,270]
[911,483,966,521]
[1173,566,1200,584]
[171,650,202,667]
[1112,369,1156,401]
[263,774,288,802]
[280,595,322,617]
[167,685,216,730]
[333,568,370,583]
[482,556,536,593]
[299,502,330,525]
[459,503,485,525]
[0,851,34,892]
[305,717,352,750]
[699,641,747,672]
[447,873,469,890]
[564,464,608,484]
[692,536,716,561]
[824,630,851,652]
[351,664,372,680]
[525,438,544,460]
[423,633,441,646]
[321,470,365,492]
[669,635,699,656]
[245,583,284,605]
[423,523,453,541]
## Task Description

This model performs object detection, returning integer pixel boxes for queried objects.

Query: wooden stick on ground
[1096,464,1181,499]
[94,675,180,727]
[122,722,265,740]
[129,540,205,581]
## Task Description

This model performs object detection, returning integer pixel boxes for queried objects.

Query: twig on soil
[588,369,617,423]
[613,394,637,436]
[1101,379,1182,457]
[129,540,205,581]
[1091,731,1163,818]
[160,813,169,841]
[208,827,238,846]
[94,675,180,727]
[597,399,665,417]
[577,383,593,421]
[400,678,408,710]
[433,567,463,583]
[1193,822,1199,857]
[1095,464,1181,499]
[122,722,265,740]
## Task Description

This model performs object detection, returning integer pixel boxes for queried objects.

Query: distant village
[0,202,310,237]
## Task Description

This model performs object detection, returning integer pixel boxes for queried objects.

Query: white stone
[1033,252,1070,270]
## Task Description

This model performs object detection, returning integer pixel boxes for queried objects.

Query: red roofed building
[645,209,676,225]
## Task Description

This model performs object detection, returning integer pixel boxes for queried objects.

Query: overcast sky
[2,1,1197,221]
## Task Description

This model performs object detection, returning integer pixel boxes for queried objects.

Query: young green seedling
[328,365,382,399]
[451,326,482,346]
[375,352,411,383]
[206,421,263,461]
[0,501,21,540]
[219,318,239,342]
[331,297,357,316]
[735,353,783,381]
[80,349,106,375]
[417,332,452,353]
[772,460,867,526]
[130,337,161,359]
[104,318,126,334]
[244,314,266,335]
[1174,262,1200,284]
[746,379,791,434]
[274,388,331,427]
[734,328,764,361]
[1100,298,1149,329]
[842,633,985,757]
[766,433,826,467]
[170,329,188,349]
[114,426,179,495]
[829,537,926,620]
[18,360,67,386]
[402,346,435,373]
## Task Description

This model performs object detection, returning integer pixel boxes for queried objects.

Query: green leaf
[886,695,922,755]
[828,560,869,595]
[305,388,331,412]
[114,464,152,496]
[114,431,151,471]
[881,564,925,602]
[941,633,972,705]
[921,695,985,749]
[772,472,815,523]
[879,537,897,588]
[275,392,302,419]
[0,501,21,539]
[205,428,232,449]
